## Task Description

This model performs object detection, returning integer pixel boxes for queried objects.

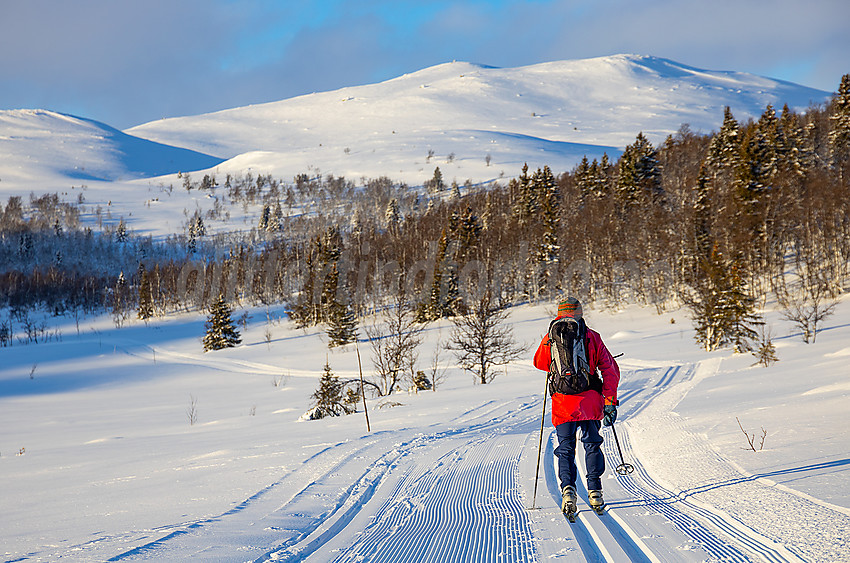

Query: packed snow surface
[1,298,848,562]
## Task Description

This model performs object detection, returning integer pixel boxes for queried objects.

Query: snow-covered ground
[2,296,848,562]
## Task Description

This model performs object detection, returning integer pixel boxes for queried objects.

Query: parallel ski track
[604,361,804,563]
[95,360,800,562]
[621,364,685,420]
[108,398,541,561]
[326,425,536,562]
[107,432,393,561]
[605,424,802,563]
[543,432,655,563]
[538,362,759,562]
[273,400,541,562]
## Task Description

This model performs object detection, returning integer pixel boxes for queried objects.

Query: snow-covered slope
[0,109,223,185]
[2,298,848,561]
[0,55,833,237]
[124,54,830,186]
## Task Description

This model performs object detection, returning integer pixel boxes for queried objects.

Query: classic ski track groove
[604,426,802,563]
[541,361,796,563]
[106,399,540,561]
[609,362,807,563]
[275,401,541,562]
[67,357,833,561]
[325,421,537,562]
[543,430,660,563]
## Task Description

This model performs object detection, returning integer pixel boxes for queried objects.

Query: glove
[602,404,617,426]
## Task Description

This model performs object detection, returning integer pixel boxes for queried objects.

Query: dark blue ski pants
[554,420,605,491]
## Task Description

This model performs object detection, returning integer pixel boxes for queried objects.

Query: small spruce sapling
[203,295,242,351]
[752,327,779,367]
[306,361,352,420]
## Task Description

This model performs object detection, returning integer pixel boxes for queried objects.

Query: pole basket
[615,462,635,475]
[610,423,635,476]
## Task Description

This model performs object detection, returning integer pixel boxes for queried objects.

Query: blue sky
[1,0,847,129]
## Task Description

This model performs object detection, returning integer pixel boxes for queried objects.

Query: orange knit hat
[557,297,582,320]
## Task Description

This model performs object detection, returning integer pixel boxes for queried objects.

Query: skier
[533,297,620,517]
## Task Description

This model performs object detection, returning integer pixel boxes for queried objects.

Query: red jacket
[533,325,620,426]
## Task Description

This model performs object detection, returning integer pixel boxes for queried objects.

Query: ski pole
[531,373,549,509]
[610,423,635,475]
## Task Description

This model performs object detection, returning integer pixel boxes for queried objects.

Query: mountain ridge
[121,54,830,185]
[1,54,834,201]
[0,109,224,185]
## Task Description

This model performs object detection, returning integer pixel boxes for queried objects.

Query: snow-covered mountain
[124,54,830,186]
[1,54,832,201]
[0,109,223,185]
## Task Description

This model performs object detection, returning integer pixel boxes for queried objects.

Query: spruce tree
[756,104,780,181]
[595,153,613,198]
[705,107,741,175]
[536,166,560,294]
[455,206,482,260]
[115,219,128,243]
[428,167,445,193]
[512,163,538,225]
[326,300,358,347]
[616,133,662,207]
[258,204,271,231]
[318,226,343,322]
[828,74,850,177]
[687,247,761,352]
[291,240,319,328]
[270,202,283,232]
[693,164,714,260]
[310,361,350,418]
[778,104,809,178]
[735,120,771,209]
[419,208,480,322]
[137,264,154,320]
[203,295,242,351]
[420,227,459,321]
[291,227,343,328]
[575,156,592,200]
[325,263,359,347]
[385,198,400,230]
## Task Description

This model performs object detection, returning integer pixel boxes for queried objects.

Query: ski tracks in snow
[323,427,536,562]
[618,359,849,563]
[106,399,543,562]
[94,358,849,562]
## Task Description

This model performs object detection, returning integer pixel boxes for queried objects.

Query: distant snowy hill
[0,55,833,236]
[124,54,831,186]
[0,109,223,185]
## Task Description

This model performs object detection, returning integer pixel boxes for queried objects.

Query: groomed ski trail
[106,399,545,562]
[97,358,845,562]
